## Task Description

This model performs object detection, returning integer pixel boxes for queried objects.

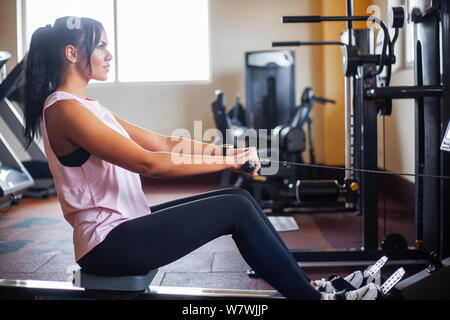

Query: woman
[23,16,379,300]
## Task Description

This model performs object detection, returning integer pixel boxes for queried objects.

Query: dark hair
[23,16,104,149]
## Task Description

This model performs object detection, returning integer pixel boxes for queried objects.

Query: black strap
[334,290,347,300]
[330,276,357,291]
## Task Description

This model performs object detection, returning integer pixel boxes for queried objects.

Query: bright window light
[23,0,210,84]
[24,0,116,83]
[116,0,210,83]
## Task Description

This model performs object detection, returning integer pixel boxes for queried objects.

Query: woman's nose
[106,50,113,61]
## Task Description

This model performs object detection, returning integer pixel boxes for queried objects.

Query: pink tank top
[42,91,152,262]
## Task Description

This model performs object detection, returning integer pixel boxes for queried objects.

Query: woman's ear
[64,45,78,64]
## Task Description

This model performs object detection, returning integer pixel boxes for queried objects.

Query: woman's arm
[113,113,248,156]
[113,114,171,152]
[55,101,257,177]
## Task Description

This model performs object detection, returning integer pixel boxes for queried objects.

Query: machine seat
[73,268,158,292]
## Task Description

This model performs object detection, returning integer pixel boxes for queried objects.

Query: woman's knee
[222,187,255,202]
[225,194,263,224]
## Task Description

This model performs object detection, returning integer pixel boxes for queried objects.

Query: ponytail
[23,17,104,150]
[23,25,58,149]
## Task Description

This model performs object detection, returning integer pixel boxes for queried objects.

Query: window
[22,0,210,83]
[116,0,210,82]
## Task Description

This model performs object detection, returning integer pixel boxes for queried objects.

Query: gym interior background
[0,0,425,291]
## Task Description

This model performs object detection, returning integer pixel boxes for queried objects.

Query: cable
[259,158,450,181]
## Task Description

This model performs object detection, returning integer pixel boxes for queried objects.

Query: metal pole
[347,0,354,46]
[344,77,355,181]
[345,0,355,208]
[440,0,450,260]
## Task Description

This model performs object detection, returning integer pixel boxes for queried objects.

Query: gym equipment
[365,0,450,259]
[295,179,356,206]
[0,273,280,300]
[442,120,450,152]
[212,50,301,211]
[212,87,336,212]
[211,90,247,148]
[324,256,388,292]
[257,0,450,300]
[242,161,256,174]
[3,253,449,300]
[264,0,450,268]
[210,92,259,186]
[228,94,246,129]
[0,52,34,209]
[71,268,160,299]
[0,58,56,199]
[74,269,158,292]
[273,87,335,166]
[324,266,406,300]
[381,233,409,257]
[393,255,450,300]
[273,41,347,47]
[245,0,450,300]
[250,88,338,211]
[245,50,296,131]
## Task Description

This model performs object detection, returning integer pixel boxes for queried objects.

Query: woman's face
[86,29,113,81]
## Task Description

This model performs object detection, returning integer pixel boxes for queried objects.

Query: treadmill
[0,51,55,199]
[0,51,35,209]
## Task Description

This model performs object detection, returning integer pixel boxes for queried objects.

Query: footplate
[380,267,405,295]
[367,256,388,277]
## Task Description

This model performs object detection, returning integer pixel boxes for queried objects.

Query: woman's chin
[91,75,108,82]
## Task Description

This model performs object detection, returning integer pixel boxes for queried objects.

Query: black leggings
[77,187,321,300]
